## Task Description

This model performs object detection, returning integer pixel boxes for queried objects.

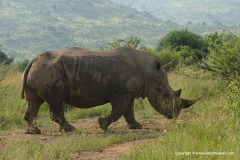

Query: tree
[157,29,207,52]
[201,32,240,81]
[157,29,208,65]
[0,46,14,65]
[15,59,30,72]
[107,36,146,50]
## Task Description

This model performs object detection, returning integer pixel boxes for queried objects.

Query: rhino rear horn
[162,61,172,71]
[174,89,182,97]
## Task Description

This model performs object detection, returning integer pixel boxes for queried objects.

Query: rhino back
[27,47,150,108]
[61,52,144,107]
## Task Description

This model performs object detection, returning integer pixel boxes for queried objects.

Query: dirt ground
[0,110,197,160]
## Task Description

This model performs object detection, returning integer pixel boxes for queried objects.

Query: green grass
[0,66,239,159]
[1,132,136,160]
[120,68,240,160]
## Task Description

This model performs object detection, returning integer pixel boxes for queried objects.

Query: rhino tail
[21,61,33,99]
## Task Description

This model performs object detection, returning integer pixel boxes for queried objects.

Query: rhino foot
[98,117,109,131]
[25,125,41,134]
[127,122,143,129]
[60,123,76,132]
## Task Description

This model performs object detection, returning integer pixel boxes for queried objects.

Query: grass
[120,68,240,160]
[0,66,239,159]
[1,131,137,160]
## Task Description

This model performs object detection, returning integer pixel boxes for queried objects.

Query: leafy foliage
[107,36,146,50]
[201,32,240,80]
[157,29,208,65]
[157,29,207,52]
[146,48,179,67]
[178,46,207,65]
[15,59,30,72]
[0,47,14,65]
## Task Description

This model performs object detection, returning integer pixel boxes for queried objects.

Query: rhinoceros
[21,47,198,134]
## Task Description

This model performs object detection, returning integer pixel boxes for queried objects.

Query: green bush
[0,48,14,65]
[145,48,179,68]
[178,46,207,65]
[201,32,240,81]
[107,36,146,50]
[15,59,30,72]
[157,29,208,65]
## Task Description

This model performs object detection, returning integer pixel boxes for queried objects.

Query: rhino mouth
[156,97,200,119]
[165,114,174,119]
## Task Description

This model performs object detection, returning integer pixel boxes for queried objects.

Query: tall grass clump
[0,66,27,130]
[225,81,240,120]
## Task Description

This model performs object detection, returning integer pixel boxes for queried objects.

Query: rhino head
[147,61,199,119]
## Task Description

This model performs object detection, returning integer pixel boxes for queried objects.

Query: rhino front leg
[48,101,76,132]
[123,99,143,129]
[98,92,132,131]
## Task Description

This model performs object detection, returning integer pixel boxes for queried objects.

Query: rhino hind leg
[24,101,43,134]
[24,88,44,134]
[48,101,76,132]
[123,99,142,129]
[98,92,132,131]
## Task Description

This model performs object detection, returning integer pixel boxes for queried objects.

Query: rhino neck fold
[138,65,149,98]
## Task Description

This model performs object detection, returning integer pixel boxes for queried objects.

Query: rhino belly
[64,95,109,108]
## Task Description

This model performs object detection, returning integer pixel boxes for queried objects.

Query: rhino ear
[154,60,161,72]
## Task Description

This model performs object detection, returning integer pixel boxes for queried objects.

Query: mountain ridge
[111,0,240,25]
[0,0,176,59]
[0,0,239,60]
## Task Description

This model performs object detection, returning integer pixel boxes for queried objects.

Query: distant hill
[0,0,178,60]
[0,0,239,60]
[111,0,240,25]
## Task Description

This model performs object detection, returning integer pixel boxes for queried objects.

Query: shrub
[145,48,179,68]
[0,47,14,65]
[107,36,146,50]
[15,59,30,72]
[201,32,240,81]
[157,29,208,64]
[178,46,207,65]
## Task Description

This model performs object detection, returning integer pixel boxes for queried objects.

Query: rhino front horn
[181,96,202,108]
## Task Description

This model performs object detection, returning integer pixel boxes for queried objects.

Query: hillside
[0,0,239,60]
[0,0,178,60]
[111,0,240,25]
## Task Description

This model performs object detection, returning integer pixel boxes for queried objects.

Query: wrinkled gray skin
[22,47,198,134]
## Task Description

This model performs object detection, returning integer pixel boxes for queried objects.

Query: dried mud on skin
[0,110,197,159]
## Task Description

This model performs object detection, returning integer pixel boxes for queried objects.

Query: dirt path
[0,110,196,159]
[77,138,152,160]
